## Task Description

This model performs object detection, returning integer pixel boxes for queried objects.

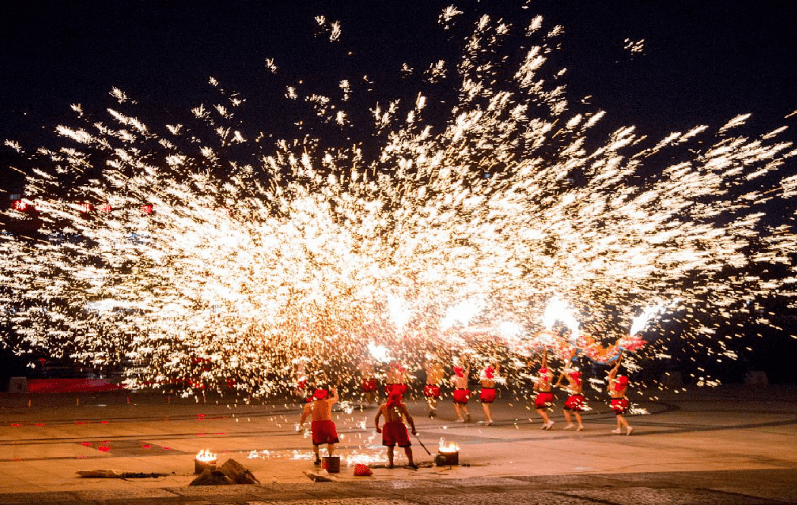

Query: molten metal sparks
[1,6,795,400]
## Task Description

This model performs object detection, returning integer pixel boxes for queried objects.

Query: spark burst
[1,7,795,398]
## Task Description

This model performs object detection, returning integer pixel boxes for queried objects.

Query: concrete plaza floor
[0,384,795,504]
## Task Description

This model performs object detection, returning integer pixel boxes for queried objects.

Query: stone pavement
[0,384,795,504]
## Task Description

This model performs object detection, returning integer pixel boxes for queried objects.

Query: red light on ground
[100,421,108,424]
[12,200,28,211]
[98,444,110,452]
[100,203,112,213]
[141,444,151,449]
[11,423,21,427]
[35,423,45,426]
[140,204,153,215]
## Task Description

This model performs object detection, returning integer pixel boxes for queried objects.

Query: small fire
[439,439,459,454]
[196,449,217,462]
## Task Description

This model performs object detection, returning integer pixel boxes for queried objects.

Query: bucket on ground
[322,456,340,473]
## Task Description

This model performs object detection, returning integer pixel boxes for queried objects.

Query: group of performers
[298,350,634,469]
[533,350,633,435]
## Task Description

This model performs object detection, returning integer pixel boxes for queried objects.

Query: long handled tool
[414,432,432,455]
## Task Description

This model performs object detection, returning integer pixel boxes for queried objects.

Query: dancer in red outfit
[556,367,585,431]
[299,387,340,464]
[479,362,499,425]
[358,359,378,406]
[533,350,555,430]
[608,354,633,435]
[374,390,418,469]
[423,357,444,418]
[451,361,471,423]
[385,360,409,398]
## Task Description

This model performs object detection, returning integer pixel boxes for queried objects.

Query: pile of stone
[189,458,260,486]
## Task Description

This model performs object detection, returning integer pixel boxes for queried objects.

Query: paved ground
[0,384,795,504]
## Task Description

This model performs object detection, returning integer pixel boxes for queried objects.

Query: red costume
[362,378,377,393]
[424,384,441,399]
[453,388,470,405]
[564,394,585,412]
[311,420,339,446]
[479,387,496,404]
[614,375,629,392]
[386,383,408,396]
[610,398,629,414]
[534,391,553,409]
[381,421,411,447]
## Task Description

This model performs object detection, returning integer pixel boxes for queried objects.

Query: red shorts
[564,394,585,412]
[611,398,629,414]
[381,421,411,447]
[424,384,441,399]
[480,387,496,404]
[311,420,339,446]
[386,384,408,396]
[362,379,377,393]
[453,388,470,404]
[534,391,553,409]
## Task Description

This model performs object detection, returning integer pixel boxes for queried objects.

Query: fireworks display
[1,6,795,398]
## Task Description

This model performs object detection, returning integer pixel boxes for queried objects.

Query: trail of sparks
[1,7,795,399]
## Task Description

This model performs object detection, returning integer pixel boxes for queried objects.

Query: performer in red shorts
[299,387,340,464]
[423,357,444,418]
[608,354,633,435]
[358,359,378,406]
[479,362,500,425]
[451,361,471,423]
[385,360,409,398]
[556,367,585,431]
[533,350,555,430]
[374,390,418,469]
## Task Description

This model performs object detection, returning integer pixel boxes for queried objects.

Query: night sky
[2,1,796,146]
[1,1,796,383]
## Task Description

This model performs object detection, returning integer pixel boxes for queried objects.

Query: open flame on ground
[439,439,459,453]
[196,449,217,462]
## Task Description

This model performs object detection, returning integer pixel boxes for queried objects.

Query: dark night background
[1,1,795,386]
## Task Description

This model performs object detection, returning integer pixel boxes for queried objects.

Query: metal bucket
[322,456,340,473]
[194,458,217,474]
[435,451,459,466]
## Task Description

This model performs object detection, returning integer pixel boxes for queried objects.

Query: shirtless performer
[423,357,444,418]
[451,361,471,423]
[556,367,585,431]
[292,358,309,400]
[385,360,409,398]
[374,390,418,469]
[299,387,340,464]
[608,354,633,435]
[479,362,500,425]
[533,350,555,430]
[358,359,378,406]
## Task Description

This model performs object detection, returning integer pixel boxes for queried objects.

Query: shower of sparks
[1,7,795,399]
